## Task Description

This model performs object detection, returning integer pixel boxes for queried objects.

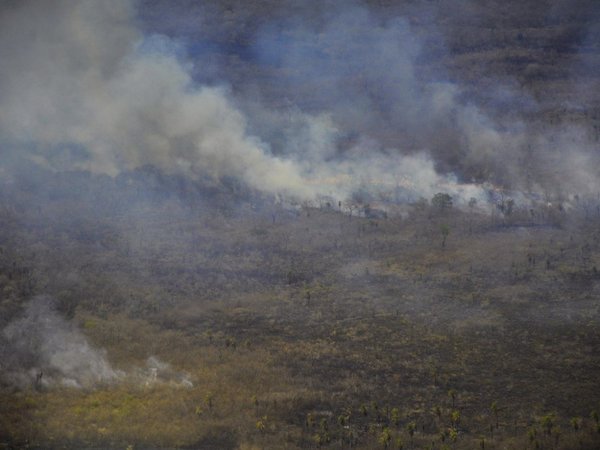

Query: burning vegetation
[1,0,600,448]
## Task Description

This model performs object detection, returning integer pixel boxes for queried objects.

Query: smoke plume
[0,296,121,389]
[0,0,312,198]
[0,0,598,205]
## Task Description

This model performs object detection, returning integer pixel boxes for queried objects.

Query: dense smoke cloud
[0,296,120,389]
[0,0,312,198]
[244,5,600,199]
[0,0,598,205]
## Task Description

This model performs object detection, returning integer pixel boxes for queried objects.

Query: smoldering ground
[1,4,600,448]
[0,295,121,389]
[0,0,598,391]
[0,296,194,390]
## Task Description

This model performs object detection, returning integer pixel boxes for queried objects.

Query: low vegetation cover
[0,169,599,449]
[1,0,600,448]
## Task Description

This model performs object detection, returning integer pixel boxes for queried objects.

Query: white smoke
[1,0,596,207]
[142,356,193,388]
[1,296,121,389]
[0,297,194,390]
[0,0,313,198]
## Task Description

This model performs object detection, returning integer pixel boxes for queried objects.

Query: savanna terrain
[0,168,599,449]
[1,0,600,449]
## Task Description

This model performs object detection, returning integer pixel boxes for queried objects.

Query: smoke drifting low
[0,296,120,389]
[0,296,194,390]
[237,4,600,201]
[0,0,311,198]
[0,0,598,205]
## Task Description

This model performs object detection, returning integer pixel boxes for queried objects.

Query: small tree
[541,414,554,435]
[256,416,267,433]
[505,198,515,216]
[468,197,477,233]
[344,199,360,220]
[591,410,599,426]
[406,421,416,440]
[451,410,461,427]
[414,197,429,212]
[448,427,458,443]
[360,404,368,416]
[570,417,580,431]
[490,401,499,429]
[319,418,328,432]
[379,427,392,448]
[432,193,453,212]
[391,407,400,426]
[395,437,404,449]
[204,392,214,411]
[448,390,457,409]
[440,224,450,249]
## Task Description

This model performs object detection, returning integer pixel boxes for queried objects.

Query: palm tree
[406,421,416,443]
[447,389,457,409]
[450,410,460,427]
[440,224,450,249]
[570,417,580,431]
[255,415,267,433]
[204,392,214,411]
[391,408,400,426]
[541,414,553,436]
[490,401,499,429]
[379,427,392,448]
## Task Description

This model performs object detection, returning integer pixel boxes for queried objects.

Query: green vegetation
[0,179,599,448]
[1,0,600,447]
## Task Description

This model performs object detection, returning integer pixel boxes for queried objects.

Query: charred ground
[0,166,600,449]
[1,0,600,448]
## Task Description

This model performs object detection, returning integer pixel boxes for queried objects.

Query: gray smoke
[0,296,121,389]
[0,0,312,198]
[0,0,597,206]
[242,4,600,200]
[142,356,194,388]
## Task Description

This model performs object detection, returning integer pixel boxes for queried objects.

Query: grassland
[1,175,599,449]
[1,1,600,448]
